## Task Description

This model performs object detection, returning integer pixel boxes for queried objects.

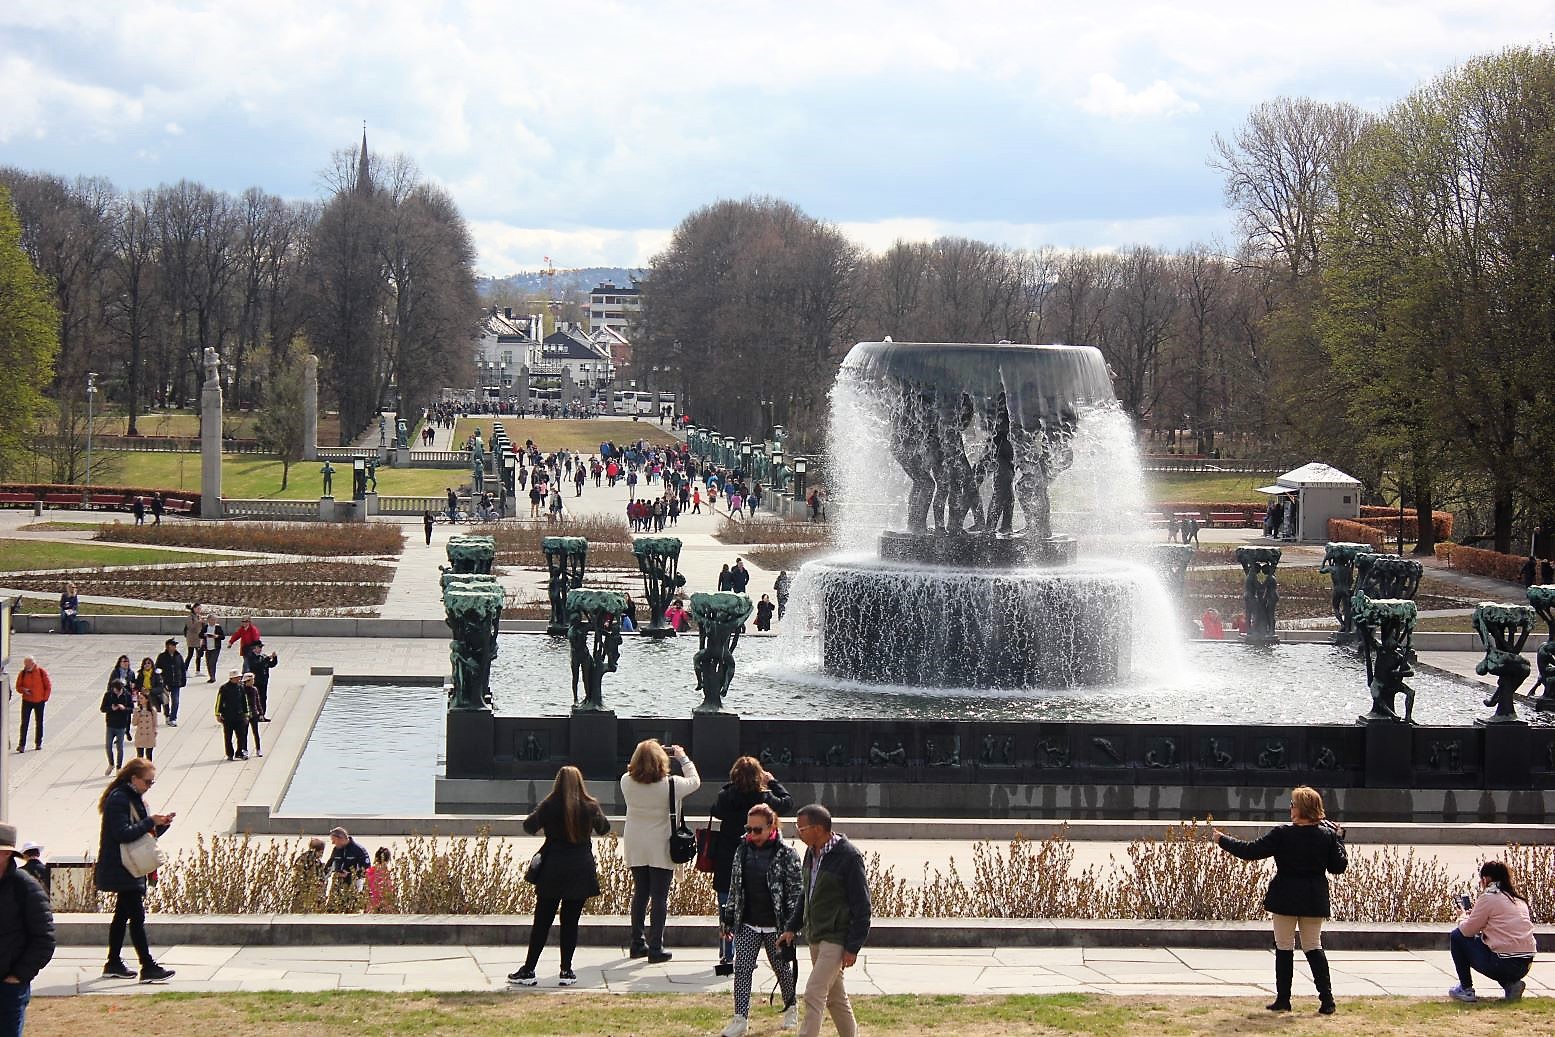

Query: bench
[163,499,196,514]
[89,494,128,510]
[43,493,80,508]
[1208,511,1251,528]
[0,492,35,506]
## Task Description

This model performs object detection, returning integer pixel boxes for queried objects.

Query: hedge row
[0,482,200,506]
[1327,518,1389,550]
[1354,506,1454,540]
[1434,543,1538,584]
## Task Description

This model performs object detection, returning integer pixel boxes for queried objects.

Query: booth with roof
[1255,462,1362,542]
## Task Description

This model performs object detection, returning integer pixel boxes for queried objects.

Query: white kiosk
[1255,462,1362,542]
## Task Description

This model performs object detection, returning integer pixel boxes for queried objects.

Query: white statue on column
[203,346,222,389]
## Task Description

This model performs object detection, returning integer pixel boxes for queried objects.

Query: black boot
[1267,949,1293,1011]
[1306,948,1335,1014]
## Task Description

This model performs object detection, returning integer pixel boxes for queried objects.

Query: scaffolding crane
[541,256,561,317]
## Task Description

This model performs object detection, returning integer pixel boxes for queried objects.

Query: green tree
[1322,45,1555,553]
[0,184,59,478]
[253,339,310,490]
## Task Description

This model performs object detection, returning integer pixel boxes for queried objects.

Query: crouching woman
[1447,860,1536,1003]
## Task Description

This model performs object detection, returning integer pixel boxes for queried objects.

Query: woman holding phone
[1214,786,1347,1015]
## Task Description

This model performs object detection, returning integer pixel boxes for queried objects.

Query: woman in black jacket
[507,765,611,987]
[100,680,135,775]
[710,756,794,971]
[718,803,801,1035]
[94,759,176,983]
[1215,785,1347,1015]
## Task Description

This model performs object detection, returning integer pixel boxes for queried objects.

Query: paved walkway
[31,941,1555,998]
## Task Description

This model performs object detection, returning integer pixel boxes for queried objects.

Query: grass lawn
[1147,472,1272,504]
[17,594,183,616]
[27,992,1554,1037]
[452,417,677,454]
[108,453,466,500]
[0,538,240,572]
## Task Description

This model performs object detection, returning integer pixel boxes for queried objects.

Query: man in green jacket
[779,804,870,1037]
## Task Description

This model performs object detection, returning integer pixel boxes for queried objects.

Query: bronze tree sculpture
[690,591,754,713]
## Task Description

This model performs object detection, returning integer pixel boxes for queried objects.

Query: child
[133,688,158,761]
[366,847,394,912]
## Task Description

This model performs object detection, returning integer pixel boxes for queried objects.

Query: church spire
[356,121,372,197]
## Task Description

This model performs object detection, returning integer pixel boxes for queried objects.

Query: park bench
[88,494,128,510]
[163,499,196,514]
[0,492,35,507]
[43,493,79,508]
[1208,511,1251,528]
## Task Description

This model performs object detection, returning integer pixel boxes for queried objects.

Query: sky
[2,2,1551,275]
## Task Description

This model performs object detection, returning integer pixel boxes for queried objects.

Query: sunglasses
[744,826,768,834]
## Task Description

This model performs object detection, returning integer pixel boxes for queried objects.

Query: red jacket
[227,622,262,651]
[16,666,51,704]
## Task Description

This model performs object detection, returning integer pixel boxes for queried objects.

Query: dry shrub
[148,834,332,914]
[862,852,918,918]
[5,560,394,611]
[1497,845,1555,922]
[1330,845,1457,923]
[714,520,830,546]
[967,834,1106,918]
[95,521,404,557]
[491,516,636,569]
[745,543,832,572]
[1104,820,1266,920]
[385,834,536,914]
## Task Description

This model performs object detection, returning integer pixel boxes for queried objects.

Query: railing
[1139,459,1291,475]
[377,495,446,516]
[407,450,468,467]
[316,447,370,461]
[220,498,321,520]
[56,435,268,455]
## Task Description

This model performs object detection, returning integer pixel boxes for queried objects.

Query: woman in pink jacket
[1448,859,1536,1003]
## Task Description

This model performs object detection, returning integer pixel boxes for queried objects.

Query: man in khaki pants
[780,804,871,1037]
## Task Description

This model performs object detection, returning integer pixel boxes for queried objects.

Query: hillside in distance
[477,267,641,300]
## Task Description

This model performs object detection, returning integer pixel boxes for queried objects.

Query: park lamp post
[793,455,808,502]
[723,435,735,469]
[352,456,366,501]
[740,439,752,473]
[771,446,785,491]
[85,372,99,498]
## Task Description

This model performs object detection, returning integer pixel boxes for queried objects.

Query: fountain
[802,341,1166,689]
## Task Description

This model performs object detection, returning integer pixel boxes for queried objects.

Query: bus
[614,390,677,416]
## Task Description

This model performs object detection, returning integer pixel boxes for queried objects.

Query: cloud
[3,0,1553,269]
[1077,74,1198,119]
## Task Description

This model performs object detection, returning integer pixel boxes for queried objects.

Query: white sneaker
[782,1003,799,1030]
[720,1016,748,1037]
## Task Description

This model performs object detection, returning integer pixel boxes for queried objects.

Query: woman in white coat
[620,739,699,962]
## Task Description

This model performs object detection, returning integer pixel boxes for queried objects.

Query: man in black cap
[245,640,279,722]
[0,822,55,1034]
[214,670,250,761]
[155,638,187,728]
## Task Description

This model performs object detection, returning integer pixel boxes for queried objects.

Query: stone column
[200,347,223,519]
[303,353,319,461]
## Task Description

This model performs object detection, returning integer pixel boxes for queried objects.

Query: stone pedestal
[363,492,378,518]
[317,496,334,521]
[200,362,223,520]
[692,710,742,780]
[446,703,495,779]
[568,709,618,777]
[302,354,319,461]
[1360,718,1412,788]
[1478,719,1532,789]
[390,447,409,468]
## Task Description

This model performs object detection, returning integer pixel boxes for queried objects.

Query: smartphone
[1457,894,1473,911]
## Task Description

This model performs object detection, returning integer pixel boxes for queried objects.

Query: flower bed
[95,521,404,557]
[3,560,393,612]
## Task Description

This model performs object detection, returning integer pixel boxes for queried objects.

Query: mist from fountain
[775,342,1187,691]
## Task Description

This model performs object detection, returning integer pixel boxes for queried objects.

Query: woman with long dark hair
[95,759,176,983]
[621,740,699,962]
[508,766,611,987]
[1215,786,1347,1015]
[711,756,794,972]
[1448,859,1536,1002]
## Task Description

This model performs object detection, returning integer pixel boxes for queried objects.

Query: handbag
[120,801,165,879]
[668,780,696,865]
[693,808,717,874]
[523,849,544,885]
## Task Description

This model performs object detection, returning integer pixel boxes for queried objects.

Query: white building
[588,281,641,332]
[526,324,616,406]
[475,307,540,396]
